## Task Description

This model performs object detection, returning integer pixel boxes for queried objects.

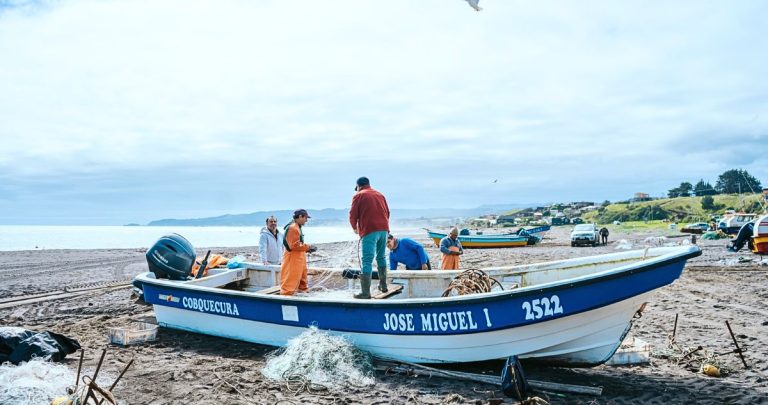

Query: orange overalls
[441,246,461,270]
[279,222,310,295]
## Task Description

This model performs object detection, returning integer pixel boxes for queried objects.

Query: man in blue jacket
[387,234,431,270]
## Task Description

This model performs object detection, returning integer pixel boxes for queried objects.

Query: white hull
[155,291,651,364]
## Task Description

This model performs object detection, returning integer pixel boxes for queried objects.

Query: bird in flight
[465,0,482,12]
[492,179,498,183]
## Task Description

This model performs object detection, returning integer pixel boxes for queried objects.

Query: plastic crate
[107,322,158,346]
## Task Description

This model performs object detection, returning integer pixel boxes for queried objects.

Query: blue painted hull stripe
[142,250,699,337]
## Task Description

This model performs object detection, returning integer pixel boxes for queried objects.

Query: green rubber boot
[354,274,371,299]
[377,266,388,293]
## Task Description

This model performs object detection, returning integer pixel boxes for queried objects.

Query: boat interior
[170,247,690,300]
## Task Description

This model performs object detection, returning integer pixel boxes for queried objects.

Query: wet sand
[1,227,767,404]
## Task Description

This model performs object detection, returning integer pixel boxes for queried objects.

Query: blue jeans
[361,231,387,275]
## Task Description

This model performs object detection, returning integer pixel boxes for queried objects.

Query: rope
[357,237,361,269]
[441,269,503,297]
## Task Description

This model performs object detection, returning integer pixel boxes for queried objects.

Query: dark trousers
[407,260,431,270]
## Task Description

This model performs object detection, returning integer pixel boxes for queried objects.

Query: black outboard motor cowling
[146,233,196,280]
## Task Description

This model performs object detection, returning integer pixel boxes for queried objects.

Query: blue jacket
[389,238,429,270]
[440,236,463,255]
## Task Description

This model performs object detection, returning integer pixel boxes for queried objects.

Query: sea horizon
[0,225,425,252]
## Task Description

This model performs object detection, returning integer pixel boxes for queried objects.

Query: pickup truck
[570,224,600,247]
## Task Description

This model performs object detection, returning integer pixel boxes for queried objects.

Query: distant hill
[146,203,541,227]
[582,194,765,224]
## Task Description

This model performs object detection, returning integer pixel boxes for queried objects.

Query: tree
[601,200,611,207]
[668,182,693,198]
[701,195,716,210]
[715,169,762,194]
[694,179,717,196]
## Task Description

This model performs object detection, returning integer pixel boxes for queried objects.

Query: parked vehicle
[571,224,600,247]
[680,222,710,234]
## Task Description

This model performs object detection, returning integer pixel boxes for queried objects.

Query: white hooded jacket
[259,226,283,265]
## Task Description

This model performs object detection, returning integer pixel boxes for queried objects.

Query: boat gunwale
[136,246,701,308]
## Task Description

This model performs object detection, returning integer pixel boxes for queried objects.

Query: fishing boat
[426,230,529,248]
[751,214,768,254]
[134,236,701,366]
[718,212,758,235]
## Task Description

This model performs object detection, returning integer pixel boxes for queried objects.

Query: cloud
[1,0,767,224]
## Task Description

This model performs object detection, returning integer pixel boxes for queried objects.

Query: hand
[352,228,358,235]
[308,245,318,253]
[421,263,428,270]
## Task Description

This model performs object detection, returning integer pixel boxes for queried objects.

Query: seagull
[492,179,498,183]
[465,0,482,11]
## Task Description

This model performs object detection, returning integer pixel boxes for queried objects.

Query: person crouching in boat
[440,228,464,270]
[280,209,317,295]
[387,234,431,270]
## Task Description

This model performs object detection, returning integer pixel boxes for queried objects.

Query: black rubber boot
[354,274,371,299]
[377,266,388,293]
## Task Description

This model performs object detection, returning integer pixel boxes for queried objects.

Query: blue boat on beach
[426,230,530,248]
[135,245,700,365]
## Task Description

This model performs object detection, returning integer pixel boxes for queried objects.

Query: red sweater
[349,185,390,237]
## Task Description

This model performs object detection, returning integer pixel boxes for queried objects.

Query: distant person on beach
[440,228,464,270]
[387,234,431,270]
[349,176,390,299]
[279,209,317,295]
[259,216,283,265]
[599,227,609,245]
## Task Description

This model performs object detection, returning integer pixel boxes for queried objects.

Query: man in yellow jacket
[280,209,316,295]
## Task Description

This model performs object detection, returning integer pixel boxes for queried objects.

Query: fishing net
[299,287,354,299]
[0,357,74,405]
[643,236,668,246]
[702,231,729,240]
[261,326,374,392]
[614,239,633,250]
[326,240,361,269]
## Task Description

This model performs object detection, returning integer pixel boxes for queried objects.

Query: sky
[1,0,767,225]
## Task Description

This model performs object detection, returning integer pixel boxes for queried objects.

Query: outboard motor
[146,233,196,280]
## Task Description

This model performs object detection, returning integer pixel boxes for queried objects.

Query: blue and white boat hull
[136,246,700,365]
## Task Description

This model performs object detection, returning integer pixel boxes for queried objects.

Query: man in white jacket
[259,216,283,265]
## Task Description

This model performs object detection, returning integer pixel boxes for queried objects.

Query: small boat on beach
[751,214,768,254]
[426,230,530,248]
[718,212,758,235]
[134,238,701,366]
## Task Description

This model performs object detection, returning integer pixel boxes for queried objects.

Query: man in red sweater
[349,177,390,299]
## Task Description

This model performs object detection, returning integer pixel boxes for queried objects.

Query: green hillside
[583,194,765,224]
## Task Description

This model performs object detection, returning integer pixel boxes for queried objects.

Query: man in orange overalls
[440,227,463,270]
[280,209,316,295]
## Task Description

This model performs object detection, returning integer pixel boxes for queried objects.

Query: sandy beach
[2,226,767,404]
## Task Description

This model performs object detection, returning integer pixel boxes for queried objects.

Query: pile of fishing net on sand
[0,357,74,405]
[261,326,374,392]
[614,239,633,250]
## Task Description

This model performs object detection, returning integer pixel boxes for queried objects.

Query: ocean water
[0,225,423,251]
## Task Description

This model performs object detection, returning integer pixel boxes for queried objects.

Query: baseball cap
[293,209,311,218]
[355,176,370,190]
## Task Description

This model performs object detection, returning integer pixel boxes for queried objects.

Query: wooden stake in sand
[725,320,749,369]
[671,313,679,343]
